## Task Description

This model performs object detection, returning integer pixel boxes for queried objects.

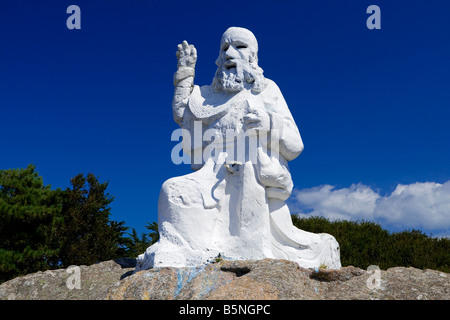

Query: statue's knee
[159,176,203,208]
[160,177,181,198]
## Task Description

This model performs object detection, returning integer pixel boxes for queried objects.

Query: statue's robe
[136,79,341,270]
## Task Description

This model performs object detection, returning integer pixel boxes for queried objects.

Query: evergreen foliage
[291,215,450,272]
[124,222,159,258]
[0,166,129,283]
[54,173,127,267]
[0,165,62,282]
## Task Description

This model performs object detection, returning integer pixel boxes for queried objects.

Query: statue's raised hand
[176,40,197,69]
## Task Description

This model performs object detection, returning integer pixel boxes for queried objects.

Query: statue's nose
[225,46,238,59]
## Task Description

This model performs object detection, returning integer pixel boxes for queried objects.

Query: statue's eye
[236,44,247,49]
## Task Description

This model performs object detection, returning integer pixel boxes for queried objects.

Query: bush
[291,215,450,272]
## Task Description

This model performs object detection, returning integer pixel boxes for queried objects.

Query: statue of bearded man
[136,27,341,270]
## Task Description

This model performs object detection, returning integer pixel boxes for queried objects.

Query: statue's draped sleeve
[172,67,195,125]
[263,79,304,162]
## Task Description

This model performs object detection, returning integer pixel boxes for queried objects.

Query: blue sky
[1,0,449,237]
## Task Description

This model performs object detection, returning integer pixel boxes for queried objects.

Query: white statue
[136,27,341,270]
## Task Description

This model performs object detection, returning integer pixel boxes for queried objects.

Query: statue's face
[213,27,261,93]
[217,28,258,72]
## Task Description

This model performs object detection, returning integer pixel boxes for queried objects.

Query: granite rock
[1,258,448,300]
[0,258,135,300]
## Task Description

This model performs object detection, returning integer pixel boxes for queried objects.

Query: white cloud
[290,181,450,233]
[293,184,380,221]
[375,181,450,230]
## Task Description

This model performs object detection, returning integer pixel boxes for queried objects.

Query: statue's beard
[212,61,266,93]
[217,69,245,93]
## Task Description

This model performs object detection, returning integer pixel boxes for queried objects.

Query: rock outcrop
[0,258,448,300]
[0,258,135,300]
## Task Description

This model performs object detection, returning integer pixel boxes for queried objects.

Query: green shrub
[291,215,450,272]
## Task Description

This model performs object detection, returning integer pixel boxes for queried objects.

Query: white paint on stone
[136,27,341,270]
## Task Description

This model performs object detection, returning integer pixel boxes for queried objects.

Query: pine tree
[124,222,159,258]
[56,173,127,267]
[146,221,159,244]
[0,164,62,282]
